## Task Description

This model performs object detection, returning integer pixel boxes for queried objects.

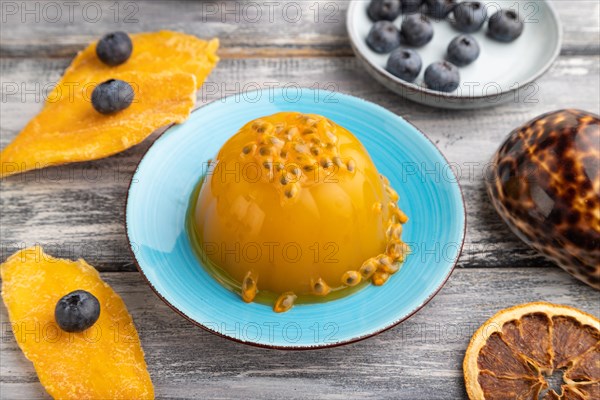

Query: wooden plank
[1,268,598,399]
[1,55,599,271]
[0,1,598,58]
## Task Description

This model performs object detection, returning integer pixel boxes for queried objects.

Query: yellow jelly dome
[189,112,409,312]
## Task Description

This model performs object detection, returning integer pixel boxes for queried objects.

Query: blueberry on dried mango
[91,79,134,114]
[96,31,133,66]
[55,290,100,332]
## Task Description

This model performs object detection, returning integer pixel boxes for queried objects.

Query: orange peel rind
[1,246,154,399]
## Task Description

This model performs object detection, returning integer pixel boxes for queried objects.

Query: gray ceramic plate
[347,0,562,109]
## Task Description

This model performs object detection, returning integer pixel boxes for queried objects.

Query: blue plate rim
[125,88,467,350]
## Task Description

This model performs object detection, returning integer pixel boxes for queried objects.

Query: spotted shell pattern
[487,109,600,289]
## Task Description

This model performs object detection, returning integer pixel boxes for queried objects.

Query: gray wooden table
[1,1,599,399]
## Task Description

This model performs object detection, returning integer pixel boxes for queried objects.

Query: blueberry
[452,2,487,33]
[91,79,134,115]
[55,290,100,333]
[400,14,434,47]
[402,0,424,13]
[446,34,480,66]
[425,0,457,19]
[96,31,132,66]
[424,61,460,92]
[488,9,524,42]
[366,21,401,53]
[367,0,401,21]
[387,48,422,82]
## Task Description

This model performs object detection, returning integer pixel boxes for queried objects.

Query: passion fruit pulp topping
[191,112,409,311]
[464,302,600,400]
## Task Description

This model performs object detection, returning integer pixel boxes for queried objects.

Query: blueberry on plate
[446,34,480,66]
[366,21,401,53]
[425,0,457,19]
[488,9,524,42]
[55,290,101,333]
[367,0,402,21]
[402,0,424,13]
[91,79,135,115]
[96,31,133,66]
[401,14,434,47]
[424,61,460,92]
[452,2,487,33]
[387,48,422,82]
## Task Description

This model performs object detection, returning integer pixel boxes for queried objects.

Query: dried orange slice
[1,246,154,399]
[1,31,219,178]
[464,302,600,400]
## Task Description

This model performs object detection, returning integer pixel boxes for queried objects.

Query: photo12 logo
[202,320,340,344]
[1,1,140,24]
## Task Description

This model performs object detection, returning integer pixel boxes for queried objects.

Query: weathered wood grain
[0,1,598,58]
[1,55,599,271]
[1,1,599,399]
[1,268,598,400]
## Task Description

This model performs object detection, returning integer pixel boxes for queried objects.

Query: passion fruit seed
[274,292,297,313]
[378,255,400,274]
[373,202,383,213]
[359,259,378,279]
[308,135,321,145]
[347,159,356,172]
[259,146,272,156]
[303,163,317,172]
[252,121,270,133]
[280,175,289,185]
[386,241,404,259]
[333,156,344,167]
[241,271,258,303]
[285,183,299,198]
[372,271,390,286]
[396,209,409,224]
[295,143,309,154]
[269,136,284,146]
[386,223,403,240]
[242,143,256,155]
[385,185,400,201]
[312,278,331,296]
[341,271,362,287]
[310,146,321,156]
[320,158,333,168]
[326,131,338,143]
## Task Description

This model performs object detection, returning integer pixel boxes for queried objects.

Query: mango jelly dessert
[190,112,409,312]
[1,246,154,399]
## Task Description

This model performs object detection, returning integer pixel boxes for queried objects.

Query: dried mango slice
[49,31,219,100]
[1,71,196,178]
[1,246,154,399]
[1,31,219,178]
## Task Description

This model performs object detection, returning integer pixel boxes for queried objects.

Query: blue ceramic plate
[126,89,465,349]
